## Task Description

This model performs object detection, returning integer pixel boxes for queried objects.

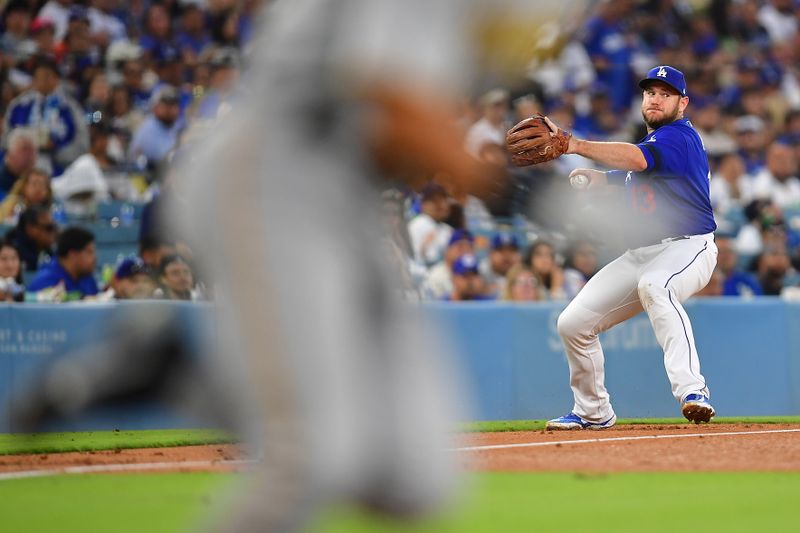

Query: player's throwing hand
[568,168,607,190]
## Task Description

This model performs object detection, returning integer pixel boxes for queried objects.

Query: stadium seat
[72,221,140,245]
[95,201,145,222]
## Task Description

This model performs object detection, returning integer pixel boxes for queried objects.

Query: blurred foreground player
[174,1,591,530]
[173,1,481,531]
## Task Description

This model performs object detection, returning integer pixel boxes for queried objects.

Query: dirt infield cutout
[0,424,798,478]
[457,423,800,472]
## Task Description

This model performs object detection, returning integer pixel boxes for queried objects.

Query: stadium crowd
[386,0,800,301]
[0,0,799,303]
[0,0,257,301]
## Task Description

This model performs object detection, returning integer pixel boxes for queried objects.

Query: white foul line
[0,459,257,481]
[2,428,799,480]
[452,428,800,452]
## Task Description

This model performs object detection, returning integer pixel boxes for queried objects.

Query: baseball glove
[506,114,572,167]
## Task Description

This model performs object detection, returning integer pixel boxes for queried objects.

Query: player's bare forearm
[568,138,647,172]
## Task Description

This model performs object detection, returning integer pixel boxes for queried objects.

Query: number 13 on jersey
[631,183,656,214]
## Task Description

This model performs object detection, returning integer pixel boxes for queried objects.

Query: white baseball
[570,174,589,189]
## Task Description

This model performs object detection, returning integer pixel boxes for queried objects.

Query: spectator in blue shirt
[572,83,621,140]
[195,48,240,120]
[128,86,184,171]
[27,225,98,301]
[445,253,493,302]
[175,3,211,65]
[719,56,764,115]
[734,115,768,175]
[2,54,89,175]
[715,234,763,297]
[139,3,175,68]
[690,15,719,58]
[579,0,637,113]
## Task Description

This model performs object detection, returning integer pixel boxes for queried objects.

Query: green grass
[0,429,236,455]
[0,472,798,532]
[461,415,800,432]
[3,417,798,454]
[0,423,799,531]
[317,472,800,532]
[0,473,235,533]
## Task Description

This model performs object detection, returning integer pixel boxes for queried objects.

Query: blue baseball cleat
[681,393,715,424]
[545,412,617,430]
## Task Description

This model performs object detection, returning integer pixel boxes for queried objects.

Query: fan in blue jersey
[528,65,719,429]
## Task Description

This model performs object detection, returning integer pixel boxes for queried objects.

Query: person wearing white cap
[37,0,73,42]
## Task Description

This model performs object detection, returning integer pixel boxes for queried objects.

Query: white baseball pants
[556,233,718,421]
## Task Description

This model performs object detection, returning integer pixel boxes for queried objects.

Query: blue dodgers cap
[452,253,480,275]
[115,257,149,279]
[448,229,474,246]
[639,65,687,96]
[491,232,519,250]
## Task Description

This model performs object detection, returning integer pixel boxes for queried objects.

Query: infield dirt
[458,423,800,472]
[0,424,798,475]
[0,444,249,474]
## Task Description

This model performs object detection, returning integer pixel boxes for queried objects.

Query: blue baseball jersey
[27,259,99,300]
[608,117,716,247]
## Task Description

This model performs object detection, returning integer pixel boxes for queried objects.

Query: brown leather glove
[506,114,572,167]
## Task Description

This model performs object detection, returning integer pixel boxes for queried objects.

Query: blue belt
[661,235,690,244]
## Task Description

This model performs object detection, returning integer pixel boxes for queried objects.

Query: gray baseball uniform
[173,1,472,530]
[172,0,594,527]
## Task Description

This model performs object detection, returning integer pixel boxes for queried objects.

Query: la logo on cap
[656,66,668,77]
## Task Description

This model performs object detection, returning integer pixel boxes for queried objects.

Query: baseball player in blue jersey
[541,66,718,429]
